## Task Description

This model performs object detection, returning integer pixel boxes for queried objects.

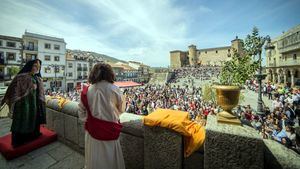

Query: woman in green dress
[1,59,46,147]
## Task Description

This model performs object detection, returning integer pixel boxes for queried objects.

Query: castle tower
[188,44,197,66]
[231,36,244,55]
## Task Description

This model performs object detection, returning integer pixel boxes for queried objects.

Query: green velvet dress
[11,75,46,147]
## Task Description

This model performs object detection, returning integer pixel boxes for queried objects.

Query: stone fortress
[170,36,244,68]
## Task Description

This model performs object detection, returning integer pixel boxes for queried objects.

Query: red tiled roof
[114,81,142,88]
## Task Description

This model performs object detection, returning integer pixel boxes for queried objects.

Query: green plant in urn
[214,27,267,125]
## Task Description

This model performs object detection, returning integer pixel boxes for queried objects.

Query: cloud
[0,0,197,66]
[1,0,298,67]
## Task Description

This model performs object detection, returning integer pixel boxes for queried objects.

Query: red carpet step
[0,126,57,160]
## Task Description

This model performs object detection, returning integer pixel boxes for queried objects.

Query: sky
[0,0,300,67]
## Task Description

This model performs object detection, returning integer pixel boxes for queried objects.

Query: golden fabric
[143,108,205,157]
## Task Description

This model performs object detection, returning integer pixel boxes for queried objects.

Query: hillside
[67,49,127,63]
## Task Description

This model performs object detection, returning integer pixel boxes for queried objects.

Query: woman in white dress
[78,63,126,169]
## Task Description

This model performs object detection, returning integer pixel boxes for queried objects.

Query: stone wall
[46,98,299,169]
[166,71,174,83]
[205,115,300,169]
[45,98,203,169]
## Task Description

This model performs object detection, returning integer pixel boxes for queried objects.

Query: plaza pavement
[0,118,85,169]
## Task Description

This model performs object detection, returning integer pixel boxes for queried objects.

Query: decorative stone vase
[213,85,241,125]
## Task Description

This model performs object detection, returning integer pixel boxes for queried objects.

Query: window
[28,42,34,50]
[216,50,218,53]
[44,67,51,73]
[55,67,60,73]
[7,52,16,60]
[0,52,4,64]
[6,42,16,48]
[68,63,73,68]
[0,40,2,46]
[54,56,60,61]
[228,49,230,52]
[68,72,73,77]
[285,56,287,61]
[45,55,51,61]
[83,64,88,71]
[44,43,51,49]
[293,54,297,60]
[54,44,60,50]
[205,51,207,54]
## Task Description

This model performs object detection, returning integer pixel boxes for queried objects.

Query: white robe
[78,81,126,169]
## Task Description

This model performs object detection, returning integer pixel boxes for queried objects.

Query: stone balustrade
[205,115,300,169]
[45,97,204,169]
[46,97,300,169]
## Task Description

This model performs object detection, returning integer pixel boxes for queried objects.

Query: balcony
[277,32,300,53]
[278,59,300,67]
[23,46,38,51]
[83,67,88,71]
[77,67,82,71]
[267,63,276,67]
[0,74,12,81]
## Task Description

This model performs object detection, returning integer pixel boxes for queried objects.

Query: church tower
[231,36,244,55]
[188,44,197,66]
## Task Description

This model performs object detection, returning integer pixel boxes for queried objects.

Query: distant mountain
[67,49,127,63]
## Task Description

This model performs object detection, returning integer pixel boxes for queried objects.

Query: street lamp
[255,36,272,116]
[49,64,59,91]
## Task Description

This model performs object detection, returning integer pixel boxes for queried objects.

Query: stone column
[277,73,281,84]
[291,70,295,87]
[272,73,276,84]
[283,71,287,86]
[266,69,271,82]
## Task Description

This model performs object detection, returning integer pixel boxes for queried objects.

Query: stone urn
[213,85,241,125]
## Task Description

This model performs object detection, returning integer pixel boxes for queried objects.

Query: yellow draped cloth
[46,96,70,110]
[143,108,206,157]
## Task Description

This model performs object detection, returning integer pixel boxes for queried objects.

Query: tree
[8,66,20,79]
[219,49,259,86]
[219,26,268,86]
[244,26,268,60]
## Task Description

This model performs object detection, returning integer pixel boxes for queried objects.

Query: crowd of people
[46,89,81,102]
[123,84,218,126]
[239,79,300,154]
[44,67,300,154]
[168,66,221,83]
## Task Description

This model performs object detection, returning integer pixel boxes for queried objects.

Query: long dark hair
[18,59,42,77]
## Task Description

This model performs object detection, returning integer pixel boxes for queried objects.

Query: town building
[109,61,150,83]
[128,61,150,83]
[0,35,22,81]
[65,50,103,91]
[265,24,300,87]
[22,31,66,91]
[170,36,244,68]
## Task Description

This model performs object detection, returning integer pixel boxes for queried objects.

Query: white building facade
[0,35,22,81]
[22,32,66,91]
[65,50,92,91]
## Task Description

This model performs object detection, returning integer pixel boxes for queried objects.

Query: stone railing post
[144,126,183,169]
[204,115,264,169]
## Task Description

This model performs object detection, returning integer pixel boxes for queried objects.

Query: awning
[114,81,142,88]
